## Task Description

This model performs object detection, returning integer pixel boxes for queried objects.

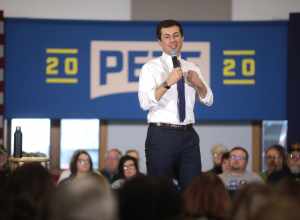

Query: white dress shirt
[138,52,213,125]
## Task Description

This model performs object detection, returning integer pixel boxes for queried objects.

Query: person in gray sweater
[219,146,262,197]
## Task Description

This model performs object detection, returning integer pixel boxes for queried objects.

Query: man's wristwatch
[162,81,170,90]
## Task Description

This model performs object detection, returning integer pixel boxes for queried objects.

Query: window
[60,119,99,169]
[11,119,51,156]
[262,120,288,171]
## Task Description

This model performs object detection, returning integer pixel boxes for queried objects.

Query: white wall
[194,123,252,171]
[232,0,300,20]
[0,0,131,20]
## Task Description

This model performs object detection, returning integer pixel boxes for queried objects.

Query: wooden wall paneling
[99,120,108,170]
[252,121,262,172]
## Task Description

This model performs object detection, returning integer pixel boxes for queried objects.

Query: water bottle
[13,126,23,158]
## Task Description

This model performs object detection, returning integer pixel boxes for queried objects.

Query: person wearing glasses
[219,146,262,197]
[111,155,142,190]
[268,148,300,183]
[59,150,105,186]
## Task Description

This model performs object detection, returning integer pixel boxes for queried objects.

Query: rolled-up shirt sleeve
[138,63,159,111]
[196,67,214,107]
[198,81,213,107]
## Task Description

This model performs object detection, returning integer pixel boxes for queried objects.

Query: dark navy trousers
[145,124,202,190]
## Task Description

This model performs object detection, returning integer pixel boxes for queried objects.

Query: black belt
[150,122,193,130]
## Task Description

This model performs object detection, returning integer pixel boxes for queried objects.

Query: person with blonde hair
[125,149,140,161]
[209,144,228,174]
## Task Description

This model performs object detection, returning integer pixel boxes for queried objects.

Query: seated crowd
[1,144,300,220]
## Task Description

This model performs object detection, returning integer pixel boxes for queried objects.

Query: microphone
[171,49,180,68]
[171,49,186,122]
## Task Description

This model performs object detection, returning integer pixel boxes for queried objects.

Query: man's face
[266,149,283,172]
[105,150,120,173]
[288,151,300,174]
[229,149,247,172]
[158,25,183,56]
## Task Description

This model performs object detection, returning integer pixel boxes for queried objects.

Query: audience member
[101,148,122,184]
[290,142,300,151]
[286,149,300,180]
[0,145,9,171]
[59,150,98,185]
[230,183,274,220]
[249,192,300,220]
[219,146,262,197]
[182,172,231,220]
[125,149,140,161]
[111,155,142,189]
[274,177,300,202]
[268,148,300,183]
[221,152,230,173]
[7,162,55,220]
[260,144,286,182]
[118,175,183,220]
[0,145,11,220]
[0,145,10,187]
[209,144,227,175]
[57,168,71,184]
[46,174,117,220]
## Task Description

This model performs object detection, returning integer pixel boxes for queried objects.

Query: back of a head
[47,174,116,220]
[275,178,300,202]
[9,162,55,220]
[118,175,183,220]
[183,172,230,220]
[230,183,273,220]
[250,195,300,220]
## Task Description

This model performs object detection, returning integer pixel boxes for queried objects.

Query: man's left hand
[186,70,202,87]
[186,70,207,98]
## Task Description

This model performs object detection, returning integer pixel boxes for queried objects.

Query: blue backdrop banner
[5,19,287,120]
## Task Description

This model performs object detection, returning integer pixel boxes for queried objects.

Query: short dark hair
[230,146,249,162]
[266,144,286,160]
[156,19,184,40]
[118,175,182,220]
[221,152,230,163]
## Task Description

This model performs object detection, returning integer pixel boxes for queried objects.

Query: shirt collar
[161,52,182,70]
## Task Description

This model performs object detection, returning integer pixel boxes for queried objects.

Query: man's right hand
[166,67,183,86]
[154,67,183,101]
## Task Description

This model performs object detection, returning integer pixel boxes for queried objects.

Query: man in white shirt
[138,19,213,190]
